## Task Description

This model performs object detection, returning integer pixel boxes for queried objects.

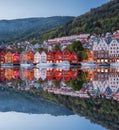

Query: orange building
[26,69,34,81]
[5,51,13,63]
[54,50,63,63]
[0,50,5,64]
[26,50,34,63]
[5,68,13,81]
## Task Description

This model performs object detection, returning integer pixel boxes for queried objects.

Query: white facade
[34,52,41,63]
[93,38,109,51]
[109,39,119,58]
[40,51,47,63]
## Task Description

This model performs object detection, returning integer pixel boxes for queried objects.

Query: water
[0,66,119,130]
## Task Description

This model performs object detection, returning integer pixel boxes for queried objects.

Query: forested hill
[0,16,74,43]
[41,0,119,40]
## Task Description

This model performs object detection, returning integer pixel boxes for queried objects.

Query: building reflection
[1,66,119,102]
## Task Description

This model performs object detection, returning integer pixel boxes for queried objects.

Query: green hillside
[41,0,119,40]
[0,16,74,43]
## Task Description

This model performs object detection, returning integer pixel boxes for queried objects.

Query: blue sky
[0,0,109,20]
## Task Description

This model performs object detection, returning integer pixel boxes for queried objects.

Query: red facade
[54,69,63,81]
[47,51,54,63]
[54,50,63,63]
[46,69,54,80]
[13,53,20,64]
[0,50,5,64]
[0,68,5,81]
[13,68,20,79]
[70,51,78,63]
[63,50,71,61]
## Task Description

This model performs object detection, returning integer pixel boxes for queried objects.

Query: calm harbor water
[0,66,119,130]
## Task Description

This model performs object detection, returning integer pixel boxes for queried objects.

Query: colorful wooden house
[54,69,63,81]
[40,51,47,63]
[70,51,78,63]
[26,69,34,81]
[46,68,54,80]
[13,68,20,79]
[63,50,71,61]
[5,51,13,63]
[54,50,63,63]
[63,70,72,82]
[0,68,5,81]
[0,50,5,64]
[26,50,34,63]
[34,68,40,80]
[34,52,41,64]
[13,53,20,64]
[5,68,13,81]
[47,51,54,63]
[20,51,27,64]
[71,68,78,80]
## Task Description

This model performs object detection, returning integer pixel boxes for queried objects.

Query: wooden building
[47,51,54,63]
[54,50,63,63]
[5,51,13,63]
[0,50,5,64]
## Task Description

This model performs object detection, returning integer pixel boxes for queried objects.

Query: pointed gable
[34,51,41,63]
[63,50,71,61]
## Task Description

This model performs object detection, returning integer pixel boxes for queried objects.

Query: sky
[0,0,109,20]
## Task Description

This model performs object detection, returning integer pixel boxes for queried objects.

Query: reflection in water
[1,66,119,130]
[1,67,119,102]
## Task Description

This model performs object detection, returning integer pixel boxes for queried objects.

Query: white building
[40,51,47,63]
[34,52,41,63]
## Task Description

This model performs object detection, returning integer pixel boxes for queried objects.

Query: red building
[0,68,5,81]
[63,70,72,82]
[63,50,71,61]
[13,53,20,64]
[70,51,78,63]
[47,51,54,63]
[54,50,63,63]
[46,69,54,80]
[0,50,5,64]
[13,68,20,79]
[54,69,63,81]
[71,69,78,80]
